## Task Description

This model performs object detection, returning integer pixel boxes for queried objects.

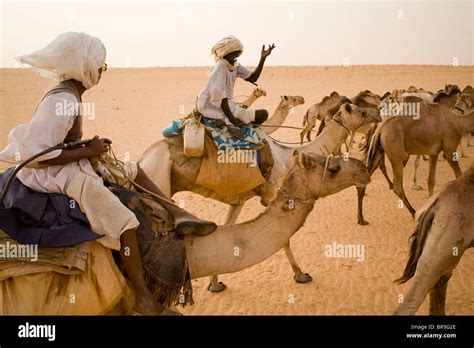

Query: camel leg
[357,186,369,225]
[429,274,452,316]
[379,156,393,189]
[207,204,244,293]
[391,161,416,217]
[427,155,438,197]
[283,241,312,283]
[443,151,463,179]
[411,155,423,190]
[458,141,468,158]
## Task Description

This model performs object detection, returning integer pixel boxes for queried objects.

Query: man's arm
[39,136,109,166]
[221,98,245,127]
[245,43,275,84]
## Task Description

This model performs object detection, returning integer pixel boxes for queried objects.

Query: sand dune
[0,65,473,315]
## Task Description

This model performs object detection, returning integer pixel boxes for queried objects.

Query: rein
[277,154,334,208]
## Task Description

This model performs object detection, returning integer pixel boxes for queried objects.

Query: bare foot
[133,293,164,315]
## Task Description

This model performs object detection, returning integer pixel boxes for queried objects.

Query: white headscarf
[17,32,106,90]
[210,35,243,59]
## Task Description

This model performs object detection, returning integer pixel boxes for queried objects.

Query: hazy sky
[1,0,472,67]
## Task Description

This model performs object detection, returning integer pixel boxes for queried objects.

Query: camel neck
[300,119,349,155]
[184,192,315,279]
[455,111,474,134]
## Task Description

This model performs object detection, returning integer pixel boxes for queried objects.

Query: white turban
[210,35,244,60]
[17,32,106,90]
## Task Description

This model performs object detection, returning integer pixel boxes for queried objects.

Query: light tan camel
[394,164,474,315]
[239,87,267,108]
[259,95,305,135]
[139,103,381,291]
[1,152,371,315]
[238,89,304,136]
[357,103,474,225]
[299,92,351,143]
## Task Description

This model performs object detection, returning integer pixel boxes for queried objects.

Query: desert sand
[0,65,473,315]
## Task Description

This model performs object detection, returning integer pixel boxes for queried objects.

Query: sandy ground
[0,65,473,315]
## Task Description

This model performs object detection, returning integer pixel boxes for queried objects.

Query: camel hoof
[207,281,227,293]
[411,185,423,191]
[294,272,313,284]
[358,219,369,226]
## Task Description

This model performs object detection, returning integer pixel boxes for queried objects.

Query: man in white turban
[197,35,275,133]
[0,32,216,315]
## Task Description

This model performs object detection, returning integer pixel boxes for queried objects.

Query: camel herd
[7,84,471,316]
[139,83,473,315]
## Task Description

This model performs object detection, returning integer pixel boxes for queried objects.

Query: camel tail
[302,109,309,127]
[360,124,377,154]
[395,202,436,284]
[366,128,383,172]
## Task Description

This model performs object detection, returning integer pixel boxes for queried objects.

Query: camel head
[352,90,384,107]
[281,151,371,200]
[334,103,382,132]
[280,95,305,108]
[407,86,418,93]
[253,88,267,98]
[453,93,473,114]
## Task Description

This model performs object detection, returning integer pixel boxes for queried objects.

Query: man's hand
[86,135,110,157]
[261,43,276,59]
[229,117,246,128]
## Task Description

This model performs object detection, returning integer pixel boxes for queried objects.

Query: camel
[238,89,304,136]
[299,92,351,143]
[139,102,381,291]
[411,88,474,190]
[433,84,461,107]
[394,164,474,315]
[259,95,305,135]
[1,152,371,315]
[356,103,474,225]
[239,87,267,108]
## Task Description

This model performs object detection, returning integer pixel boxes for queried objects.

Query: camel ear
[327,159,341,174]
[298,151,313,169]
[381,91,391,100]
[292,148,300,158]
[284,95,288,101]
[344,103,352,112]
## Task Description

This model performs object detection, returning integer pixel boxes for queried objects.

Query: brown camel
[412,87,474,190]
[357,103,474,225]
[433,84,461,107]
[139,102,380,291]
[394,164,474,315]
[300,92,351,143]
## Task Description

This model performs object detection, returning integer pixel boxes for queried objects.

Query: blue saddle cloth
[0,168,103,247]
[162,115,263,150]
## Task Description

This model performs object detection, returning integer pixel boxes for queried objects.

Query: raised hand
[261,43,276,59]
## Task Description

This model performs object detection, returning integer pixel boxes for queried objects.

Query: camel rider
[0,32,216,315]
[197,35,275,135]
